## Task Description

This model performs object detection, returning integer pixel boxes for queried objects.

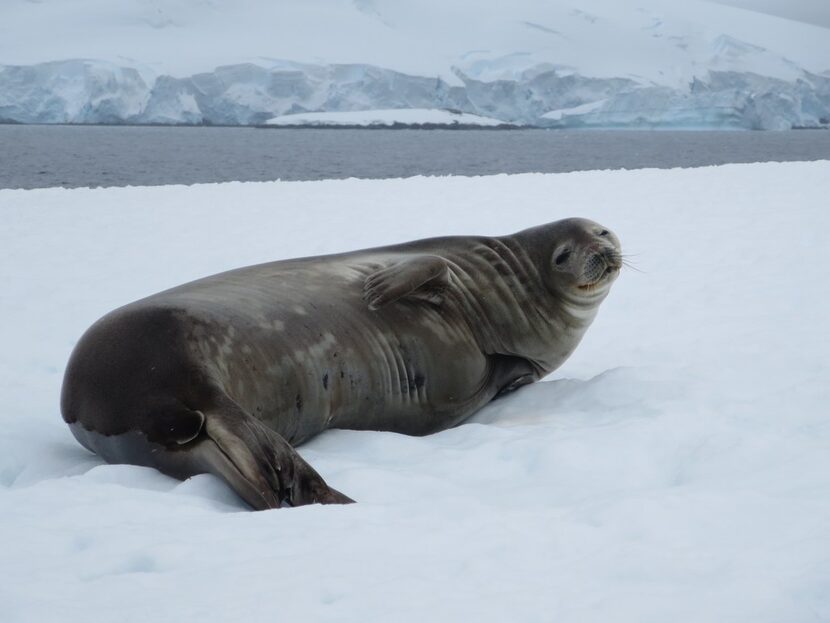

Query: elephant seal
[61,218,622,510]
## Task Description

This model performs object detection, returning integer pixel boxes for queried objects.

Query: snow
[266,108,509,127]
[713,0,830,29]
[3,0,829,83]
[2,0,830,127]
[2,161,830,621]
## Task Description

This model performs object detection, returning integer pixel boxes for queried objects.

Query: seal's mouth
[577,250,621,291]
[577,266,619,290]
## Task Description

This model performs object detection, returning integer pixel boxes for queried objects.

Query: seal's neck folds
[442,237,603,376]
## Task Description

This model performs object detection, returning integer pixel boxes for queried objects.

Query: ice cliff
[2,55,828,129]
[0,60,830,130]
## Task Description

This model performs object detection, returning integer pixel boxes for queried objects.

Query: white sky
[713,0,830,28]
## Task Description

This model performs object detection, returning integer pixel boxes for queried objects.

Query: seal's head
[544,218,622,298]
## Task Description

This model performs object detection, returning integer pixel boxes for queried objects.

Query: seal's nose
[584,252,607,282]
[581,247,621,286]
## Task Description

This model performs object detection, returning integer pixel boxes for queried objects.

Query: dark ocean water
[1,125,829,190]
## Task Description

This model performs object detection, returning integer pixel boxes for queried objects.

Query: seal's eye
[555,250,571,265]
[599,230,609,237]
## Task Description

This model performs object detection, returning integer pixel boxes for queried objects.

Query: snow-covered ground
[2,162,829,621]
[1,0,830,127]
[266,108,509,127]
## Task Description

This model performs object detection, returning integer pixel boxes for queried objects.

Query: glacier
[2,0,830,129]
[2,56,830,130]
[2,57,829,129]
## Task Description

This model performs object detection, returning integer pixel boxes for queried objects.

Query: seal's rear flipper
[68,399,353,510]
[363,254,451,310]
[190,405,354,510]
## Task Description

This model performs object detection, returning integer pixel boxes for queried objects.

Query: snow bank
[2,161,830,621]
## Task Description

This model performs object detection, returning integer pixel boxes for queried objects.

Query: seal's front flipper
[363,254,451,310]
[488,354,539,398]
[496,374,536,396]
[191,403,354,510]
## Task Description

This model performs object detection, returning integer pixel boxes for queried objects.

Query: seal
[61,218,622,510]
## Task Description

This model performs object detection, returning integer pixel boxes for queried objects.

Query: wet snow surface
[1,162,829,621]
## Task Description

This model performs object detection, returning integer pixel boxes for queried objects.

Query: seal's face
[549,218,622,296]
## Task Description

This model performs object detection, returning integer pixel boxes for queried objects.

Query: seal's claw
[316,487,356,505]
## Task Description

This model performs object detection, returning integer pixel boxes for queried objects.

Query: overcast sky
[713,0,830,28]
